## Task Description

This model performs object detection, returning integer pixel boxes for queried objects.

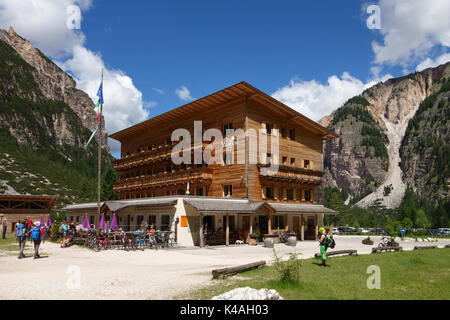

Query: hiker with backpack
[16,220,27,259]
[317,227,336,267]
[31,222,43,259]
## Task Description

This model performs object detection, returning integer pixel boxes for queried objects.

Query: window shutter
[261,122,267,134]
[262,188,266,200]
[310,161,314,170]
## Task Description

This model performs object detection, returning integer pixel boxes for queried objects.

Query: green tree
[101,163,120,201]
[415,209,431,229]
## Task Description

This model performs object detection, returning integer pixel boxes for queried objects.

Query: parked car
[371,228,388,235]
[359,228,370,234]
[428,229,440,236]
[438,228,450,235]
[332,228,340,235]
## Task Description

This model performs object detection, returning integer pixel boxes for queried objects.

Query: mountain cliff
[321,62,450,209]
[0,27,115,209]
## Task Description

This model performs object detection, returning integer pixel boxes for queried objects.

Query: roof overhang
[109,81,337,142]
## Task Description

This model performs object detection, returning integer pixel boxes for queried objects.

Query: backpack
[322,235,331,246]
[31,227,41,240]
[328,235,336,249]
[16,224,26,238]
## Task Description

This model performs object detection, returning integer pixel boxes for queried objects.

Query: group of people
[59,221,80,248]
[15,219,50,259]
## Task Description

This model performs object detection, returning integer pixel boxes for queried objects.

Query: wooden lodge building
[64,82,338,246]
[0,195,58,233]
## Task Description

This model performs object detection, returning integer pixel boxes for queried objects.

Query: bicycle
[87,233,100,252]
[98,232,111,250]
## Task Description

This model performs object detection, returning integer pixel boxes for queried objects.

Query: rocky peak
[0,27,108,150]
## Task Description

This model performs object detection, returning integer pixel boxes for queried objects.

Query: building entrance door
[258,216,268,235]
[293,216,300,239]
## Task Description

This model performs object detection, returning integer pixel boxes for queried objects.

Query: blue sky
[0,0,449,157]
[83,0,379,115]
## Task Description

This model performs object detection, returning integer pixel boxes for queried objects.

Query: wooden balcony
[258,164,323,185]
[113,143,208,171]
[113,167,213,192]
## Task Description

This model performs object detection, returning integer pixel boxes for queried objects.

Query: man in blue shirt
[16,220,27,259]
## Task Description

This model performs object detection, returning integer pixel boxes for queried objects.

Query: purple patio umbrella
[82,214,90,229]
[110,214,118,231]
[40,215,44,226]
[47,215,52,227]
[99,213,106,231]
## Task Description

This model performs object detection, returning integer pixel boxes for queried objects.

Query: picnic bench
[414,245,437,250]
[371,246,403,253]
[314,249,358,258]
[212,260,266,279]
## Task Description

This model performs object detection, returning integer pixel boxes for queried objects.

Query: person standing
[318,227,329,267]
[16,220,27,259]
[31,223,43,259]
[2,218,7,239]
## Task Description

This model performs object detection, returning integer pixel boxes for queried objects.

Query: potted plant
[362,236,373,245]
[272,231,280,244]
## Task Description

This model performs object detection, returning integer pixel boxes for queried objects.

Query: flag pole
[97,69,103,229]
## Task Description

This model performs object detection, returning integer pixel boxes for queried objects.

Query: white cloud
[416,53,450,71]
[152,88,164,95]
[0,0,153,155]
[175,86,194,101]
[272,72,392,122]
[372,0,450,66]
[0,0,90,58]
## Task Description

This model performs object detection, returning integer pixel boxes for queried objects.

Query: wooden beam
[225,213,229,246]
[199,212,204,248]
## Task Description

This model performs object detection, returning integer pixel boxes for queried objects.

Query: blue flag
[97,82,104,105]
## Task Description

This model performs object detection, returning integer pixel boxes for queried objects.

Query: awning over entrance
[183,198,265,214]
[266,202,338,215]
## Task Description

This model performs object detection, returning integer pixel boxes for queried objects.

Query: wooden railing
[258,164,323,184]
[114,143,209,171]
[113,167,213,192]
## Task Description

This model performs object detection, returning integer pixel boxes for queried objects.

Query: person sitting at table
[149,224,156,235]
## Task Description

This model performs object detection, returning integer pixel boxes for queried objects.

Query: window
[137,147,141,154]
[196,187,204,196]
[289,129,295,140]
[223,185,233,197]
[147,169,153,176]
[223,122,233,135]
[177,189,186,195]
[290,158,295,167]
[161,215,171,230]
[304,189,312,202]
[286,189,293,201]
[126,151,131,157]
[166,190,171,196]
[266,123,272,135]
[265,187,273,200]
[148,215,156,226]
[166,165,172,173]
[76,216,79,223]
[271,215,285,229]
[304,160,311,169]
[281,128,286,138]
[282,156,288,165]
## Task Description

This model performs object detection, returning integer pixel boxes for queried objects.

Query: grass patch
[186,248,450,300]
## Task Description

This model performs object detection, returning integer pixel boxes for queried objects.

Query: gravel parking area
[1,235,449,300]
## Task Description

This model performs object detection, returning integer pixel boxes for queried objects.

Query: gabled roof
[266,202,338,215]
[109,81,337,141]
[184,198,266,213]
